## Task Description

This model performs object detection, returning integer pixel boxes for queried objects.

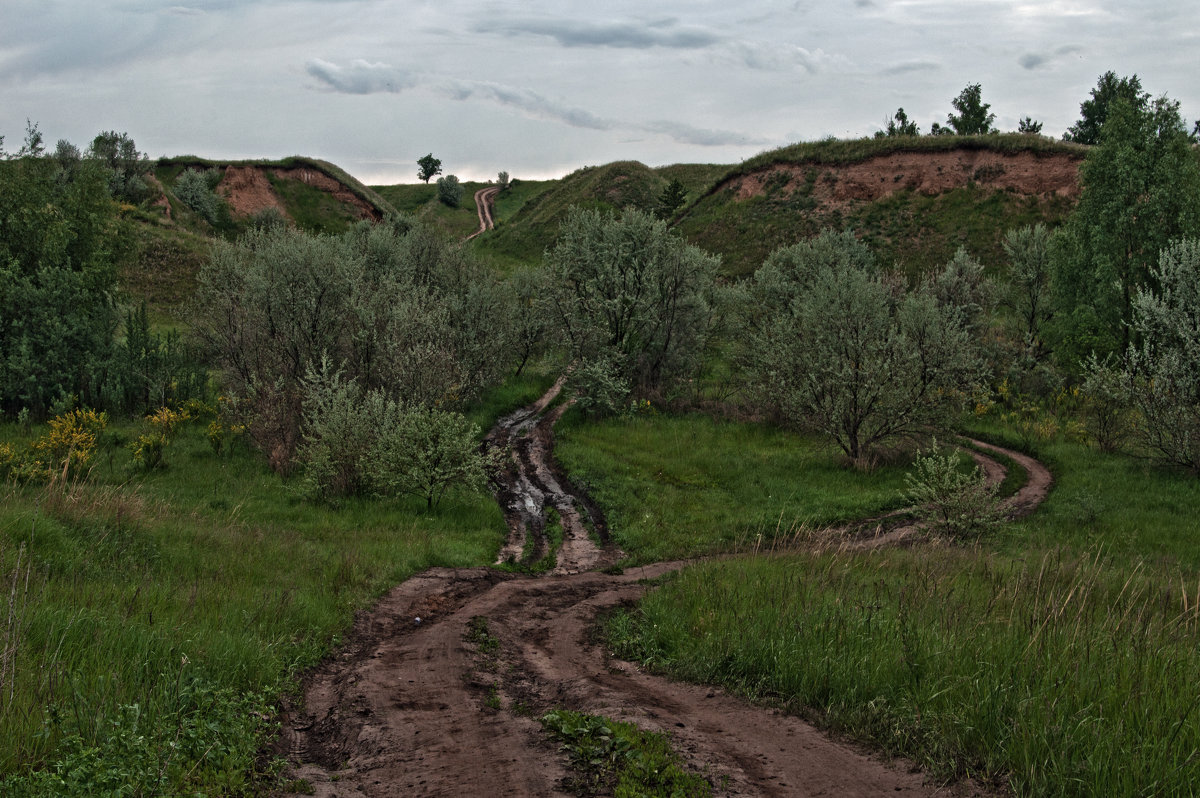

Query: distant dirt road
[273,383,1047,796]
[467,186,500,240]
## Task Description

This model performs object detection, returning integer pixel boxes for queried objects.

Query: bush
[173,168,222,225]
[904,439,1002,537]
[437,174,463,208]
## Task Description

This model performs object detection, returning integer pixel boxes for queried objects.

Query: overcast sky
[2,1,1197,185]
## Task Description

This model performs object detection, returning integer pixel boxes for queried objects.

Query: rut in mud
[274,382,1050,797]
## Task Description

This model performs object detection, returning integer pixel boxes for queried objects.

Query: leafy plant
[904,438,1002,537]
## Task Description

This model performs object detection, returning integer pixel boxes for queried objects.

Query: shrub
[904,439,1002,537]
[437,174,463,208]
[173,168,222,225]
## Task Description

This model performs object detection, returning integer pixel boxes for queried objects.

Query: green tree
[436,174,463,208]
[545,207,720,400]
[655,178,688,219]
[946,83,996,135]
[497,170,511,190]
[1017,116,1043,135]
[0,139,119,415]
[417,153,442,183]
[174,168,222,225]
[743,231,985,464]
[1002,223,1053,361]
[1063,71,1148,145]
[87,130,150,203]
[1094,239,1200,469]
[875,107,920,138]
[1051,94,1200,366]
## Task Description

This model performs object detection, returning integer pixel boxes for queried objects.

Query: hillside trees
[190,217,512,474]
[88,130,151,203]
[544,207,720,409]
[1051,93,1200,366]
[437,174,463,208]
[875,107,919,138]
[0,138,120,415]
[742,231,986,464]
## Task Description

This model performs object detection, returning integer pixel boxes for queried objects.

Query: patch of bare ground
[218,166,291,219]
[273,381,1045,796]
[732,150,1081,208]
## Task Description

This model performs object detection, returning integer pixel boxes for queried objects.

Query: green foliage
[540,709,710,797]
[1051,93,1200,366]
[1063,71,1148,145]
[742,231,986,463]
[189,219,512,471]
[496,170,510,190]
[296,360,499,508]
[436,174,463,208]
[417,153,442,184]
[655,178,688,219]
[904,439,1002,537]
[546,207,720,398]
[566,356,630,418]
[945,83,996,135]
[875,107,920,138]
[1017,116,1043,135]
[0,151,119,415]
[1001,223,1053,362]
[87,130,151,204]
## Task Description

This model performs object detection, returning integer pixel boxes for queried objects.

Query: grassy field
[0,413,505,794]
[586,422,1200,796]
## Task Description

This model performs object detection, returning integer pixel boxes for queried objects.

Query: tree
[946,83,996,135]
[174,168,223,225]
[655,178,688,219]
[436,174,462,208]
[545,207,720,400]
[417,153,442,183]
[0,135,119,415]
[742,231,985,465]
[875,107,919,138]
[1051,93,1200,366]
[496,170,511,190]
[1002,224,1053,360]
[1092,239,1200,469]
[1017,116,1043,135]
[87,130,150,203]
[1063,71,1148,145]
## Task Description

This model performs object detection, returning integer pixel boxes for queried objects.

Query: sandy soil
[218,166,290,219]
[732,150,1082,207]
[273,384,1047,797]
[468,186,501,240]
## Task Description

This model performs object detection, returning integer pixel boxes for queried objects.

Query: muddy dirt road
[275,386,1048,796]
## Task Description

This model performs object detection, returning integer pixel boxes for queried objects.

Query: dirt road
[467,186,500,240]
[274,386,1048,796]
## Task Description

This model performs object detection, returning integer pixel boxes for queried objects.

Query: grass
[0,416,504,793]
[264,171,362,235]
[589,417,1200,796]
[554,411,911,564]
[540,708,711,797]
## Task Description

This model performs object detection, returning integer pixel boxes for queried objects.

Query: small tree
[174,168,222,225]
[1017,116,1043,135]
[417,153,442,184]
[655,178,687,220]
[875,107,919,138]
[497,170,511,190]
[905,439,1002,537]
[946,83,996,135]
[436,174,462,208]
[87,130,151,203]
[1002,223,1053,360]
[743,231,985,465]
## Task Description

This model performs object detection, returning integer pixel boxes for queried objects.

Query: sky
[1,0,1197,185]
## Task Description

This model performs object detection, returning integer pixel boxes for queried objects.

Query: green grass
[540,708,711,797]
[595,421,1200,796]
[554,411,911,564]
[0,418,503,793]
[264,172,362,235]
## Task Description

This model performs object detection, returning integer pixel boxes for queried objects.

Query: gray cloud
[306,58,417,94]
[476,17,721,49]
[446,80,614,130]
[726,40,825,73]
[1019,45,1084,71]
[883,60,941,75]
[641,120,769,147]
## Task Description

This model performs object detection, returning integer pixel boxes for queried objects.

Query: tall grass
[609,546,1200,796]
[0,419,503,791]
